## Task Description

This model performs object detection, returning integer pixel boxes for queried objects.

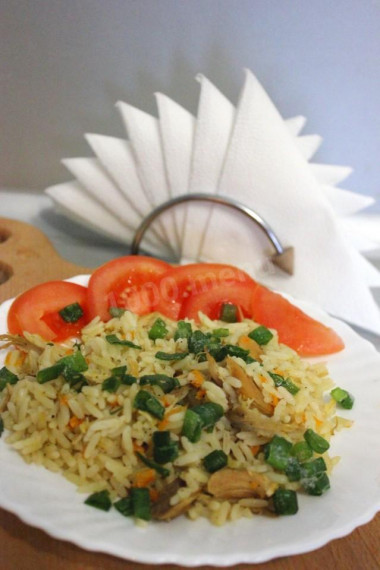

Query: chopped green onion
[59,302,84,323]
[291,441,313,462]
[102,376,121,393]
[188,330,209,354]
[304,429,330,454]
[140,374,179,394]
[0,417,4,437]
[148,318,168,340]
[174,320,192,340]
[202,450,228,473]
[105,334,141,349]
[268,372,300,395]
[182,409,203,442]
[302,472,330,496]
[300,457,327,478]
[264,435,293,471]
[114,496,133,517]
[272,488,298,515]
[248,325,273,345]
[284,457,301,481]
[155,351,189,361]
[111,365,127,377]
[133,390,165,419]
[109,306,126,318]
[219,303,239,323]
[331,387,354,409]
[120,374,137,386]
[130,487,151,521]
[211,328,230,337]
[37,350,88,385]
[191,402,224,430]
[152,431,179,464]
[84,490,112,511]
[0,366,19,391]
[136,451,170,477]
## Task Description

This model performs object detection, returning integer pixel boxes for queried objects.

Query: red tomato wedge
[180,281,258,322]
[153,264,257,320]
[87,255,171,321]
[250,284,345,356]
[7,281,89,342]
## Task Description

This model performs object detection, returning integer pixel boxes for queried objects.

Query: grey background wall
[1,0,380,211]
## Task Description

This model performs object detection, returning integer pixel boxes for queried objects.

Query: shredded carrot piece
[158,406,184,430]
[149,488,159,502]
[60,395,68,406]
[133,441,145,455]
[272,395,279,407]
[314,416,323,429]
[251,445,261,456]
[250,481,259,490]
[135,468,156,488]
[65,348,74,356]
[259,374,268,384]
[189,369,204,388]
[162,395,172,407]
[68,416,83,429]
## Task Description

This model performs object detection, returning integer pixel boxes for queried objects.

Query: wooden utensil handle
[0,218,92,304]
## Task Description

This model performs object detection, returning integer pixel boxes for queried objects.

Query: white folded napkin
[44,69,380,333]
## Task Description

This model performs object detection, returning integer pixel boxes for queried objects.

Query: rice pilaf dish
[0,311,352,525]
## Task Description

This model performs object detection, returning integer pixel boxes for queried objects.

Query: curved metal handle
[131,193,294,275]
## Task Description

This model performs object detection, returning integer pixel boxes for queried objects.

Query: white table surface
[1,186,379,351]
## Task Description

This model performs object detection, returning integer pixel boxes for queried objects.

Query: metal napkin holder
[131,193,294,275]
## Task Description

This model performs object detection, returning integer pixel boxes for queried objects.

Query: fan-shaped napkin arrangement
[46,69,380,333]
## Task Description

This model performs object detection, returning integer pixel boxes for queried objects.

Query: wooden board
[0,217,379,570]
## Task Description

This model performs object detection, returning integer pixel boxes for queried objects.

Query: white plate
[1,276,380,567]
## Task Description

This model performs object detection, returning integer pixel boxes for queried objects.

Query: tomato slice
[250,284,345,356]
[87,255,171,321]
[153,263,257,320]
[179,280,258,322]
[7,281,89,342]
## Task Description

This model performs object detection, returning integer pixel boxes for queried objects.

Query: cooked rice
[0,311,350,525]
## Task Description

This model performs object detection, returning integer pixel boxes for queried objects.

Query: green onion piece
[120,374,137,386]
[268,372,300,395]
[300,457,327,478]
[219,303,239,323]
[155,351,189,361]
[59,302,84,323]
[148,318,168,340]
[114,496,133,517]
[105,334,141,349]
[133,390,165,419]
[248,325,273,345]
[68,375,88,392]
[272,488,298,515]
[109,306,126,318]
[211,328,230,338]
[136,452,170,477]
[131,487,151,521]
[182,409,203,442]
[84,490,112,511]
[37,350,88,386]
[36,362,64,384]
[304,429,330,454]
[102,376,121,393]
[140,374,180,394]
[291,441,313,462]
[223,344,252,363]
[152,430,179,464]
[188,330,209,354]
[192,402,224,430]
[0,366,19,391]
[302,472,330,496]
[285,457,301,482]
[331,387,354,409]
[264,435,293,471]
[174,320,192,340]
[153,443,179,465]
[111,365,127,377]
[0,417,4,437]
[202,450,228,473]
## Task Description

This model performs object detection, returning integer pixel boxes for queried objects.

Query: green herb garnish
[173,320,192,340]
[133,390,165,419]
[202,450,228,473]
[140,374,179,394]
[148,318,168,340]
[268,372,300,395]
[105,334,141,349]
[272,488,298,515]
[59,302,84,323]
[304,429,330,454]
[219,303,239,323]
[84,490,112,511]
[155,351,189,361]
[248,325,273,345]
[330,387,354,409]
[0,366,19,391]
